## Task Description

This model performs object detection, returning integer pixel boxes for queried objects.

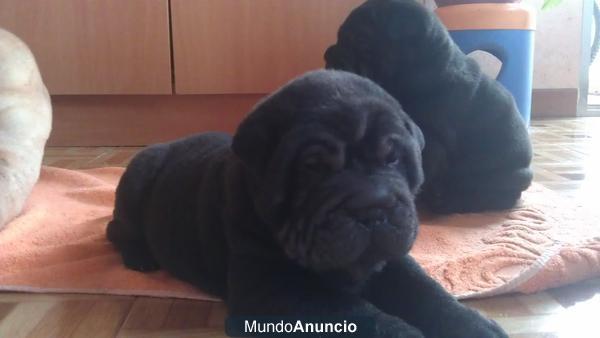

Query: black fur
[325,0,533,214]
[107,70,507,337]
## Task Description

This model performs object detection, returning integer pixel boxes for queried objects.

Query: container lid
[435,3,536,31]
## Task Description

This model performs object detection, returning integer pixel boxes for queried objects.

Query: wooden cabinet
[171,0,364,94]
[0,0,366,145]
[0,0,172,95]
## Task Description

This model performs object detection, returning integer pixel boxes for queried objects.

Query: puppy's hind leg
[428,167,533,213]
[106,145,167,272]
[108,230,160,272]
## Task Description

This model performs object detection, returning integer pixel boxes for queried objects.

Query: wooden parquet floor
[1,118,599,337]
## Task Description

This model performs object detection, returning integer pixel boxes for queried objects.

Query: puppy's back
[108,132,233,296]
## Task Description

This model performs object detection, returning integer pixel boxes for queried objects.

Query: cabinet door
[171,0,364,94]
[0,0,172,95]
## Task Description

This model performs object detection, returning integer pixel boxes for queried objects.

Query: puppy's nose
[350,207,408,258]
[348,208,385,226]
[345,187,396,211]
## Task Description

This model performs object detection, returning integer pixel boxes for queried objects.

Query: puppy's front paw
[440,306,508,338]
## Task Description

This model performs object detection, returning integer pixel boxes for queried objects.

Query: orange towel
[0,167,599,300]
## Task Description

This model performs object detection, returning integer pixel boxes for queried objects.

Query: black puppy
[107,70,507,337]
[325,0,533,214]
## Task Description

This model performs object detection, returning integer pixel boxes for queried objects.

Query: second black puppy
[107,70,507,337]
[325,0,533,213]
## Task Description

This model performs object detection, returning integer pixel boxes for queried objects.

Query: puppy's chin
[317,261,388,291]
[323,223,416,287]
[314,239,414,291]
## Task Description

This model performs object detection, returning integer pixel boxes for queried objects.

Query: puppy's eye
[385,152,400,167]
[299,143,343,175]
[302,155,323,172]
[378,136,401,168]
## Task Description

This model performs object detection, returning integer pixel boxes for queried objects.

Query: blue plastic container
[449,30,535,124]
[436,3,536,124]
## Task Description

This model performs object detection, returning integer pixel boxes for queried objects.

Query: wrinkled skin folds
[107,70,507,337]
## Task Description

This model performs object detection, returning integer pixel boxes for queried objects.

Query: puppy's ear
[403,119,426,193]
[411,122,425,151]
[232,112,301,224]
[231,111,276,177]
[400,115,425,151]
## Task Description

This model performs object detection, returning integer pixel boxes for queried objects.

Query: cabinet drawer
[0,0,172,95]
[171,0,363,94]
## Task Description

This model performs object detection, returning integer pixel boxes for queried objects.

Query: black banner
[225,316,375,337]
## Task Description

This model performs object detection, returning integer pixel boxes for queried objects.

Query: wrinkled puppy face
[232,70,424,284]
[325,0,450,91]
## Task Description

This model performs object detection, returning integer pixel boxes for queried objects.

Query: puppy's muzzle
[281,176,417,271]
[346,193,415,260]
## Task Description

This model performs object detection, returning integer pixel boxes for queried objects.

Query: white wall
[530,0,583,89]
